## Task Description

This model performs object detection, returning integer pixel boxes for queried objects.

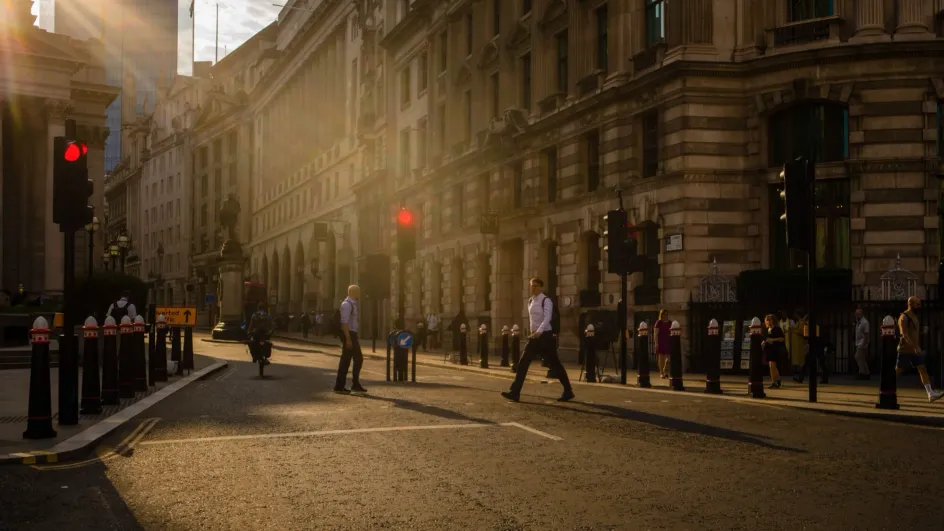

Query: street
[1,335,942,531]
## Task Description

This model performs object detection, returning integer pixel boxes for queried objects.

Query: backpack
[543,297,561,335]
[327,305,345,339]
[110,301,130,323]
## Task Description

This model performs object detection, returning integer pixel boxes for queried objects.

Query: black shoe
[501,391,520,402]
[351,384,368,393]
[558,391,575,402]
[334,388,351,395]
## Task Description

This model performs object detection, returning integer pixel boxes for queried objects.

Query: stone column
[43,99,72,293]
[212,240,247,340]
[605,0,629,84]
[896,0,932,36]
[851,0,888,40]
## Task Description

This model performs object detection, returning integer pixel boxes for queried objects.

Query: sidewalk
[0,353,223,464]
[273,331,944,427]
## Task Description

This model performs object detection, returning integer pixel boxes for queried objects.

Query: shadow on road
[534,401,806,454]
[355,393,495,424]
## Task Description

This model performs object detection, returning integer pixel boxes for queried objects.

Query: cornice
[379,2,433,52]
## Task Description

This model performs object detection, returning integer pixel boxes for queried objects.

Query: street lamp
[84,216,100,280]
[102,250,111,268]
[16,282,24,295]
[108,244,120,272]
[117,234,131,273]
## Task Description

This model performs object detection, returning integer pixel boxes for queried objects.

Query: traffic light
[53,137,93,230]
[779,158,812,251]
[396,207,416,262]
[604,209,628,274]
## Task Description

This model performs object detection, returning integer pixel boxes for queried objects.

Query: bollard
[704,319,723,394]
[23,317,57,439]
[748,317,766,398]
[510,325,521,372]
[101,316,120,405]
[172,327,184,376]
[669,321,685,391]
[183,326,195,373]
[386,330,397,382]
[459,324,468,365]
[876,315,900,410]
[80,316,102,414]
[118,316,135,399]
[132,316,148,392]
[636,321,652,388]
[500,326,510,367]
[152,314,168,382]
[478,324,489,368]
[584,324,597,383]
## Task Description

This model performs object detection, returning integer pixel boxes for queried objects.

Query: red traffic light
[397,209,414,226]
[81,143,88,155]
[64,143,81,162]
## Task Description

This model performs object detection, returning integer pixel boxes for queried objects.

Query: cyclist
[247,302,274,364]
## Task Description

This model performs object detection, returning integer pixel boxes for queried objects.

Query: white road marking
[138,422,561,446]
[218,367,237,381]
[248,408,347,417]
[35,418,160,471]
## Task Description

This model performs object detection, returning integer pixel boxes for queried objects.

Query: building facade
[374,0,944,359]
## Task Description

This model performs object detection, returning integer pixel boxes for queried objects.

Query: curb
[0,358,229,466]
[273,334,944,428]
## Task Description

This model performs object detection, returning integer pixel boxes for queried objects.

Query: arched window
[768,102,848,167]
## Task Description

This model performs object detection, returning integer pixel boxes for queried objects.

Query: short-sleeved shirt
[340,297,359,333]
[654,319,671,354]
[763,326,784,356]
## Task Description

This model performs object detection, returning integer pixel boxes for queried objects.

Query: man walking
[107,290,138,321]
[334,285,367,394]
[501,278,574,402]
[896,296,943,402]
[854,308,870,380]
[426,313,440,349]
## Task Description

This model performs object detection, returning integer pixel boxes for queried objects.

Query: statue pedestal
[211,240,247,341]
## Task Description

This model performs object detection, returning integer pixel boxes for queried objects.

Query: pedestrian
[300,312,311,339]
[854,307,870,380]
[896,296,942,402]
[792,307,828,384]
[653,309,671,379]
[314,311,323,336]
[449,309,468,355]
[783,309,804,375]
[501,278,574,402]
[106,290,138,322]
[334,285,367,394]
[427,313,440,349]
[416,320,427,351]
[763,314,785,389]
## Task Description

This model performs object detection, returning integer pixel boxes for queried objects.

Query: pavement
[0,352,226,465]
[270,331,944,427]
[1,332,941,530]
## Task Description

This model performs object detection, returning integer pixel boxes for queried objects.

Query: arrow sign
[396,331,414,348]
[155,306,197,326]
[183,310,192,322]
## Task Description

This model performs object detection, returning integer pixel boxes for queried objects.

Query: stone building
[0,4,117,293]
[374,0,944,360]
[247,2,364,317]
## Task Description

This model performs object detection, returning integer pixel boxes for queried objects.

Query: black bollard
[500,327,510,367]
[172,327,184,376]
[584,325,597,383]
[153,316,168,382]
[704,319,723,394]
[101,317,120,405]
[23,317,57,439]
[183,326,195,373]
[636,321,652,388]
[876,315,900,410]
[133,316,148,392]
[510,326,521,372]
[748,317,766,398]
[459,328,469,365]
[80,316,102,415]
[118,317,135,399]
[386,330,396,382]
[478,326,489,368]
[669,321,685,391]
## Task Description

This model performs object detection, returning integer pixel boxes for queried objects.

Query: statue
[220,193,240,242]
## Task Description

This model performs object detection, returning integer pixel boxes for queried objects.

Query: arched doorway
[260,255,269,300]
[294,241,305,313]
[279,246,291,313]
[269,251,280,309]
[325,232,338,306]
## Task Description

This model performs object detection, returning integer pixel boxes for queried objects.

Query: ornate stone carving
[880,254,918,301]
[44,99,74,121]
[695,258,737,302]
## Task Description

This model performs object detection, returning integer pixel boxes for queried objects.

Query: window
[492,0,501,36]
[545,146,558,203]
[521,53,532,110]
[522,0,531,15]
[213,139,222,162]
[229,162,237,186]
[596,5,608,72]
[642,110,660,178]
[439,32,448,73]
[464,90,473,140]
[768,102,848,166]
[466,12,474,56]
[512,161,523,209]
[400,68,411,105]
[556,31,568,94]
[490,72,500,118]
[400,129,411,177]
[645,0,665,46]
[200,205,207,225]
[585,234,602,291]
[418,52,428,92]
[586,131,600,192]
[788,0,834,22]
[417,119,428,167]
[437,103,447,149]
[769,180,850,269]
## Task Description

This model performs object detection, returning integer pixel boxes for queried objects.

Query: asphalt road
[1,334,942,531]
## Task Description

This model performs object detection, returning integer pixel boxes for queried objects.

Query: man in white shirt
[854,308,870,380]
[501,278,574,402]
[334,285,367,394]
[426,313,440,349]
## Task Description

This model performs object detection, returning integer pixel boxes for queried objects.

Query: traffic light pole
[806,160,818,403]
[59,229,79,425]
[397,261,406,330]
[616,190,629,385]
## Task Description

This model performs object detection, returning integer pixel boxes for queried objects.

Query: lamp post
[84,216,100,280]
[117,234,131,273]
[102,250,111,269]
[108,244,120,272]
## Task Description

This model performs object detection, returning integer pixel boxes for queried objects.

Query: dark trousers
[301,326,309,339]
[335,332,363,390]
[510,333,572,395]
[797,343,830,382]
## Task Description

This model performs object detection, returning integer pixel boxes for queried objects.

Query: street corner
[28,417,162,472]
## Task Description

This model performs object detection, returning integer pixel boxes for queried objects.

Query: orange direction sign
[156,307,197,326]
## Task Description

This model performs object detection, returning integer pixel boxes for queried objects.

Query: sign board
[740,320,752,370]
[720,320,736,370]
[480,213,499,235]
[665,234,683,252]
[396,331,414,349]
[156,307,197,326]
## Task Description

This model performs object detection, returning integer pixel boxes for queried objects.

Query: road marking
[138,421,561,446]
[248,408,347,417]
[34,418,160,471]
[218,367,237,381]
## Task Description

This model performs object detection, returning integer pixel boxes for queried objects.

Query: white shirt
[527,293,553,335]
[339,298,359,333]
[427,314,440,331]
